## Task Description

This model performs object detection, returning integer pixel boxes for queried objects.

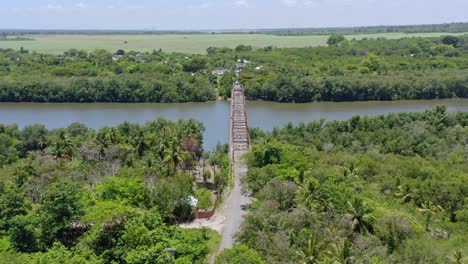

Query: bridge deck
[230,82,250,162]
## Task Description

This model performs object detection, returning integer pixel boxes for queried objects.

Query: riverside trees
[1,35,468,103]
[232,106,468,263]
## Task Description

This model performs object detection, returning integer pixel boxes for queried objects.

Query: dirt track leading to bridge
[218,149,250,251]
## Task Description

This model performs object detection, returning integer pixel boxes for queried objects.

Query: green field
[0,32,467,54]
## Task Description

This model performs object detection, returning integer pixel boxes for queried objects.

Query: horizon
[2,21,468,33]
[1,0,467,30]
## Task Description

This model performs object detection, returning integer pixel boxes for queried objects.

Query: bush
[195,189,213,210]
[216,244,266,264]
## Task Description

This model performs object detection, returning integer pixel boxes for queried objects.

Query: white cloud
[281,0,298,7]
[47,4,63,10]
[234,0,249,7]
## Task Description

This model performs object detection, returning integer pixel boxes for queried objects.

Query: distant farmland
[0,32,466,54]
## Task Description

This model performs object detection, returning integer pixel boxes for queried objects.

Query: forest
[0,118,231,263]
[226,106,468,263]
[259,22,468,35]
[233,35,468,102]
[1,34,468,103]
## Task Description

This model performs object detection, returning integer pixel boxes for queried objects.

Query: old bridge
[218,81,251,251]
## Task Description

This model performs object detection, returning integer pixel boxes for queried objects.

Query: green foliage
[0,49,216,103]
[0,133,20,166]
[0,118,220,263]
[195,189,212,210]
[1,35,468,103]
[17,243,103,264]
[96,177,147,207]
[235,36,468,102]
[239,108,468,263]
[0,236,13,253]
[216,244,266,264]
[235,45,253,52]
[327,34,345,46]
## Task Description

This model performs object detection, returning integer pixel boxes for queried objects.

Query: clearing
[1,32,466,54]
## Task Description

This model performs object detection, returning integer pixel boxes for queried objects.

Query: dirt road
[218,150,250,251]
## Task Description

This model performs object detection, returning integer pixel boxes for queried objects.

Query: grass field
[0,32,466,54]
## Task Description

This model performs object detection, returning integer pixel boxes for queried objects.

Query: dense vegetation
[0,49,216,102]
[261,22,468,36]
[233,35,468,102]
[0,118,230,263]
[0,36,34,41]
[232,106,467,263]
[1,34,468,103]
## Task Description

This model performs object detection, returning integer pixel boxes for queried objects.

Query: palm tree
[394,184,415,203]
[416,201,444,231]
[348,198,374,234]
[294,231,331,264]
[296,179,332,212]
[51,131,74,160]
[38,134,48,150]
[164,138,186,172]
[448,250,467,264]
[332,238,353,264]
[133,132,148,157]
[343,163,359,178]
[105,127,120,145]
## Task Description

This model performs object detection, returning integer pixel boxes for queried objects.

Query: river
[0,99,467,150]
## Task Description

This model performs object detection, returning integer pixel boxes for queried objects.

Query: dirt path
[179,151,250,248]
[218,150,250,251]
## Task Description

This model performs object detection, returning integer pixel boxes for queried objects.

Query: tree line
[1,35,468,103]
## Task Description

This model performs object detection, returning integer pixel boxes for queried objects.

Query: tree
[164,138,186,172]
[38,180,83,247]
[0,133,20,165]
[347,198,375,234]
[183,56,207,72]
[216,244,266,264]
[235,45,253,52]
[360,53,385,74]
[20,125,48,155]
[0,188,31,231]
[327,35,345,46]
[442,35,460,47]
[50,131,74,160]
[96,177,147,207]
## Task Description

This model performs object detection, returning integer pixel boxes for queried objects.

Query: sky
[1,0,467,30]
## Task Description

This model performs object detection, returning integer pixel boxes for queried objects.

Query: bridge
[230,81,250,161]
[182,81,251,258]
[218,81,251,251]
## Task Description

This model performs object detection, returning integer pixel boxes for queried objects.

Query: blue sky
[1,0,467,30]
